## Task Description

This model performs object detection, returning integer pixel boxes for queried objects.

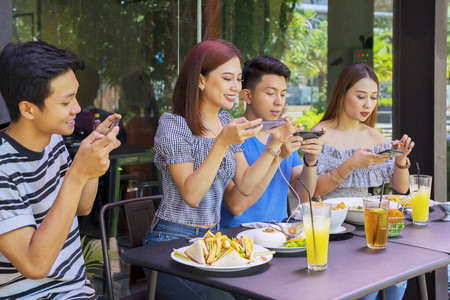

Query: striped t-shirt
[0,132,96,300]
[154,111,244,225]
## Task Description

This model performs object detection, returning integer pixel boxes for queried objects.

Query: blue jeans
[143,218,236,300]
[359,280,407,300]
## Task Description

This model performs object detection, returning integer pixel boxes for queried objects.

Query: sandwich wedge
[184,239,208,265]
[211,247,250,267]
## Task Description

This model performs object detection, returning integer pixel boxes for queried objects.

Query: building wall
[327,0,374,100]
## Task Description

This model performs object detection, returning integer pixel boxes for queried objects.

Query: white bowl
[330,206,348,233]
[324,198,364,225]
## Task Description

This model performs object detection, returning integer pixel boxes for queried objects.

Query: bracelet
[304,159,317,167]
[330,171,342,187]
[335,169,346,181]
[265,145,281,157]
[395,157,411,169]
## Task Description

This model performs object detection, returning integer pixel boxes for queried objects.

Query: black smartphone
[293,130,324,140]
[246,120,286,131]
[376,149,404,158]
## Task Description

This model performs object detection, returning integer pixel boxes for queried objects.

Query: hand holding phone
[293,130,324,140]
[376,149,404,158]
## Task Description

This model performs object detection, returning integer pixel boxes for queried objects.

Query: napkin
[240,222,270,229]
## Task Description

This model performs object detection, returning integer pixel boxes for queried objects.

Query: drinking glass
[408,175,432,225]
[363,199,389,249]
[301,202,331,271]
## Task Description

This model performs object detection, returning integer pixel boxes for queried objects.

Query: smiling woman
[142,39,300,300]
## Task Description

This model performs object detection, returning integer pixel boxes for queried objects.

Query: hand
[301,138,323,165]
[71,124,121,181]
[268,115,303,144]
[218,117,263,146]
[280,135,303,160]
[348,147,390,169]
[392,134,415,164]
[95,113,122,136]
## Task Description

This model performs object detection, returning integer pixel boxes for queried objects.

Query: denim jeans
[143,218,236,300]
[359,280,407,300]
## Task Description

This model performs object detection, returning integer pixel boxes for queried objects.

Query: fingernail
[401,141,403,143]
[404,145,406,148]
[407,148,410,150]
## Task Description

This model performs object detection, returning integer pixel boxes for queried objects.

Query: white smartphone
[246,120,286,131]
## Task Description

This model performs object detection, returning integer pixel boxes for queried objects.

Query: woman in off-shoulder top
[311,63,414,300]
[312,63,414,201]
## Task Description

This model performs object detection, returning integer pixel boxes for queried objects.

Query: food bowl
[437,202,450,221]
[273,222,304,239]
[330,206,348,233]
[324,198,364,225]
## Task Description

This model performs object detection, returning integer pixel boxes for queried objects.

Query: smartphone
[246,120,286,131]
[293,130,324,140]
[376,149,404,158]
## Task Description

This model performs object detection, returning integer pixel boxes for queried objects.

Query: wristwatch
[395,157,410,169]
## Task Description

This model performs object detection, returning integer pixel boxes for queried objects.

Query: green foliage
[81,235,120,280]
[294,108,324,130]
[377,97,392,107]
[228,104,246,119]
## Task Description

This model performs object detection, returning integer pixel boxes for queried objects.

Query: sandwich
[184,239,208,265]
[182,231,255,266]
[211,248,250,267]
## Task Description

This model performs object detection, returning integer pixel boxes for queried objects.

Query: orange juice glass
[408,175,432,226]
[301,202,331,271]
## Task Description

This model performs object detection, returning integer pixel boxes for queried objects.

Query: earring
[200,87,204,91]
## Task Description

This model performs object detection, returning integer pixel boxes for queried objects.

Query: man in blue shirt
[221,56,322,228]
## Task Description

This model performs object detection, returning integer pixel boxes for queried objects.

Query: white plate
[237,229,307,253]
[171,244,272,272]
[330,223,356,235]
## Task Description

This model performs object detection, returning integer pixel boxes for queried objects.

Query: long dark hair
[322,63,379,127]
[172,39,243,135]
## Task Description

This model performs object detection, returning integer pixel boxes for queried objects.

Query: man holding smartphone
[0,41,121,299]
[221,56,323,228]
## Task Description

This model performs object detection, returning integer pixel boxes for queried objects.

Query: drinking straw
[372,179,386,246]
[416,162,421,190]
[297,178,318,266]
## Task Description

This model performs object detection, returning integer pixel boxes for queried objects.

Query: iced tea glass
[363,199,389,249]
[301,202,331,271]
[408,175,432,226]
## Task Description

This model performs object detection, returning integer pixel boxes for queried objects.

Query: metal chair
[99,195,162,300]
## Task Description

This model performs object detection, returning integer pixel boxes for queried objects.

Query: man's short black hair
[242,56,291,91]
[0,41,81,122]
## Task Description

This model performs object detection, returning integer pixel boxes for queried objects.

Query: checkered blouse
[154,112,244,225]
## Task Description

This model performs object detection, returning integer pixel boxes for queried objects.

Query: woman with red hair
[144,39,300,299]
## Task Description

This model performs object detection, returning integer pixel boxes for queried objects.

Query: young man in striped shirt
[0,41,121,299]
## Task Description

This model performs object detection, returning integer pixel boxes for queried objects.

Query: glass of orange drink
[408,175,432,226]
[363,199,389,249]
[301,202,331,271]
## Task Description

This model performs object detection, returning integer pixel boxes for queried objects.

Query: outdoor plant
[81,235,120,280]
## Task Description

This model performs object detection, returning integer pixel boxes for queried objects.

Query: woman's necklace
[204,118,220,137]
[3,127,10,136]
